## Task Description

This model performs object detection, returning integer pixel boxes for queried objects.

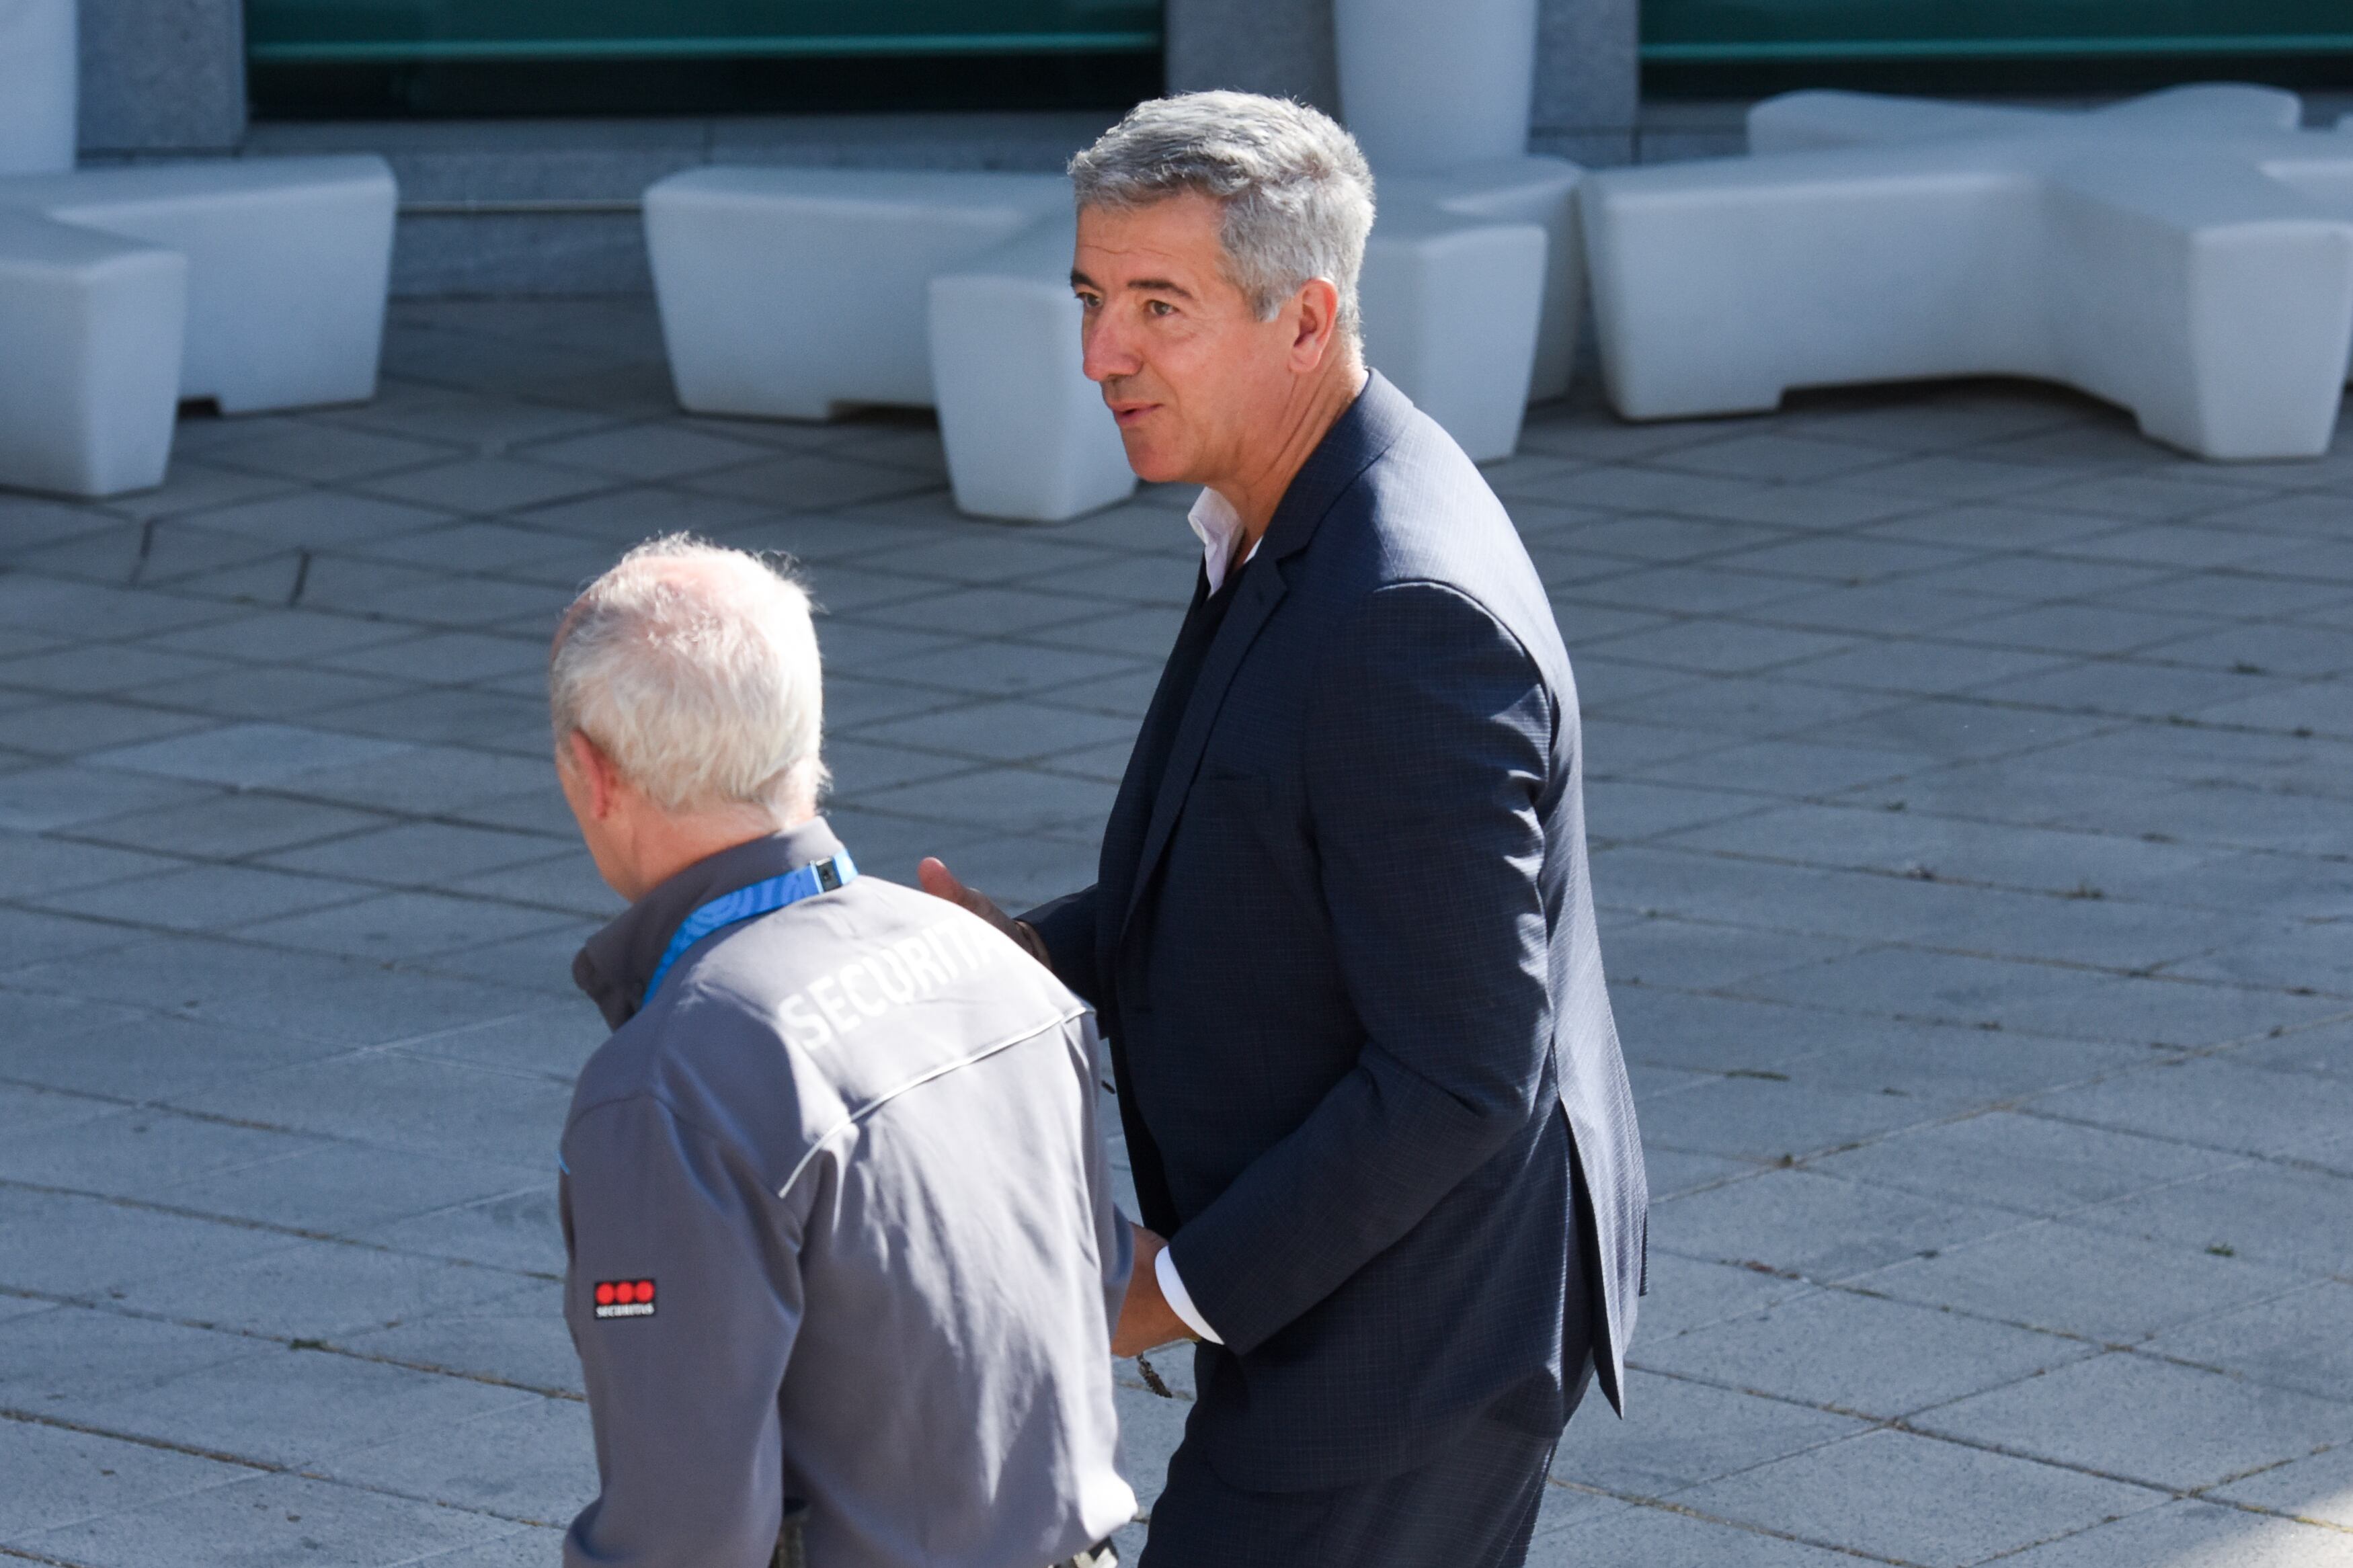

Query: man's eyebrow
[1066,268,1197,302]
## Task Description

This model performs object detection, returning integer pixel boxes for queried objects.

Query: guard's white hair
[550,536,826,818]
[1070,90,1376,342]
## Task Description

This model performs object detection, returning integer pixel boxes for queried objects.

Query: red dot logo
[635,1280,655,1303]
[594,1282,616,1306]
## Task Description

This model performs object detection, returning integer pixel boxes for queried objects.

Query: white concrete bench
[0,156,397,496]
[1579,85,2353,462]
[644,157,1577,515]
[928,214,1138,522]
[3,158,398,417]
[0,210,186,496]
[646,167,1073,422]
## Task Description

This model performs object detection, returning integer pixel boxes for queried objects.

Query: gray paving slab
[1671,1427,2161,1568]
[0,1104,317,1194]
[70,792,393,860]
[171,1049,574,1168]
[1552,1369,1870,1498]
[1856,1217,2309,1343]
[89,723,415,789]
[169,1141,549,1239]
[230,891,580,962]
[1915,1350,2353,1491]
[0,765,218,834]
[2028,1057,2353,1159]
[313,1393,594,1523]
[338,1282,580,1397]
[2071,1157,2353,1276]
[0,1004,348,1102]
[258,821,571,889]
[19,1467,518,1568]
[1529,1501,1861,1568]
[356,1183,567,1276]
[0,1304,259,1406]
[2212,1442,2353,1530]
[110,1235,528,1341]
[40,863,373,933]
[2149,1282,2353,1403]
[0,1415,255,1540]
[1636,1283,2085,1417]
[70,1346,536,1471]
[10,936,553,1048]
[1995,1497,2353,1567]
[0,1186,292,1297]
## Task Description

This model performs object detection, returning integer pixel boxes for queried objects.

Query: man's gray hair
[1070,91,1375,341]
[551,536,826,817]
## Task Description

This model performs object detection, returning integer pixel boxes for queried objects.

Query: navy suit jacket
[1028,374,1646,1491]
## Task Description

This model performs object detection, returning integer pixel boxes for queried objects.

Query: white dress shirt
[1189,487,1260,595]
[1156,1245,1222,1345]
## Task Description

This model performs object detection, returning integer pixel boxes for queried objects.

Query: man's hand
[918,858,1051,966]
[1113,1224,1195,1358]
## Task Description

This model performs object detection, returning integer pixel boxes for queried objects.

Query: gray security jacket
[559,821,1136,1568]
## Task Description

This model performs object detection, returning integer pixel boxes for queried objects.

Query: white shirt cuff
[1155,1246,1223,1345]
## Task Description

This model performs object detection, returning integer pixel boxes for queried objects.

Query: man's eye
[1075,292,1101,310]
[1148,300,1175,317]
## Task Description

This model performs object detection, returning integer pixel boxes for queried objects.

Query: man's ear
[565,729,620,821]
[1287,277,1345,372]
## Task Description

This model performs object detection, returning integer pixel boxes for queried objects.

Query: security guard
[549,538,1133,1568]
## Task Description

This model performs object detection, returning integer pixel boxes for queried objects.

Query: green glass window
[249,1,1163,116]
[1644,1,2353,95]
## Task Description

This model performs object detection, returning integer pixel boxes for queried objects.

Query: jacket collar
[573,817,848,1030]
[1250,370,1412,575]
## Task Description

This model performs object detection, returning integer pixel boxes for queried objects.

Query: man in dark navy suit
[922,91,1646,1567]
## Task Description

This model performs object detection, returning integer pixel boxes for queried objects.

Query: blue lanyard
[644,852,857,1001]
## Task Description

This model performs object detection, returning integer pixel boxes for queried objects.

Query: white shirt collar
[1187,488,1261,595]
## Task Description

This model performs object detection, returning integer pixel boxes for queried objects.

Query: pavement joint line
[0,1178,559,1283]
[1548,1477,1924,1565]
[0,1404,569,1534]
[1882,1409,2340,1518]
[1626,1356,2328,1523]
[0,1286,578,1401]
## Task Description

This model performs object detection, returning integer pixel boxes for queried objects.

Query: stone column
[1533,0,1640,165]
[79,0,246,157]
[1164,0,1636,165]
[1164,0,1340,114]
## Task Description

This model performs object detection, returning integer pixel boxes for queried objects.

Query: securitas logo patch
[594,1279,656,1319]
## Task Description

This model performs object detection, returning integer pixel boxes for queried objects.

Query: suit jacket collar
[573,817,848,1030]
[1110,372,1410,942]
[1252,370,1410,572]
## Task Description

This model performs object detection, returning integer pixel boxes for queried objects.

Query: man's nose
[1080,313,1139,386]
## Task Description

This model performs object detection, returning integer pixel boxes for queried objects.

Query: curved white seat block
[3,157,398,413]
[0,0,75,176]
[646,167,1070,420]
[1580,85,2353,461]
[1390,156,1584,403]
[928,218,1135,523]
[0,211,186,496]
[1361,203,1547,462]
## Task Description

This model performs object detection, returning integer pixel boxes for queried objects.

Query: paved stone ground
[1,298,2349,1568]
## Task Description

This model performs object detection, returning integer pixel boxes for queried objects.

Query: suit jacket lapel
[1118,561,1287,939]
[1112,373,1415,944]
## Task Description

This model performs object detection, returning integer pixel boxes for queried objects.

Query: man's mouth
[1107,400,1158,428]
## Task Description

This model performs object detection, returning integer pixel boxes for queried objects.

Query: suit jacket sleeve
[1165,581,1558,1356]
[1022,884,1104,1005]
[561,1093,804,1568]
